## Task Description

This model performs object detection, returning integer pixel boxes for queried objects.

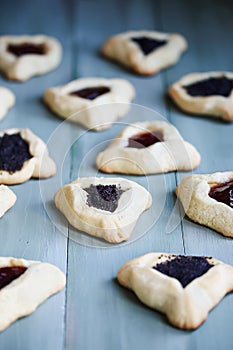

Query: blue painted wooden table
[0,0,232,349]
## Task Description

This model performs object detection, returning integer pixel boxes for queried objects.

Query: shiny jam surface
[7,42,47,57]
[127,130,163,148]
[131,36,167,55]
[84,184,124,212]
[0,133,32,173]
[184,77,233,97]
[0,266,27,289]
[153,255,214,288]
[209,181,233,207]
[69,86,110,100]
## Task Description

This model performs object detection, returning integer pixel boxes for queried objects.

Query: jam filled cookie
[0,35,62,81]
[0,128,56,184]
[44,77,135,131]
[168,72,233,121]
[176,171,233,237]
[101,30,187,75]
[54,177,152,243]
[96,121,200,175]
[117,252,233,330]
[0,185,16,217]
[0,257,65,331]
[0,87,15,121]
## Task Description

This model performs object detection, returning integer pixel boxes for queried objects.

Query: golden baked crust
[118,252,233,330]
[101,30,187,75]
[96,121,200,175]
[176,171,233,237]
[44,77,135,131]
[168,72,233,121]
[54,177,152,243]
[0,35,62,81]
[0,257,66,331]
[0,128,56,184]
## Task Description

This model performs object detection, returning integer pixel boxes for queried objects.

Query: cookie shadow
[112,277,168,326]
[97,51,157,79]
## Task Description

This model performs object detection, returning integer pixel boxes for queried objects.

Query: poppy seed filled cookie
[84,184,124,213]
[101,30,187,75]
[117,252,233,330]
[131,36,167,55]
[168,72,233,121]
[0,128,56,185]
[184,76,233,98]
[54,177,152,243]
[0,133,32,173]
[153,255,214,287]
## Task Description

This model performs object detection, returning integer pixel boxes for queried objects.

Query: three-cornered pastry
[0,87,15,121]
[0,128,56,184]
[96,121,200,175]
[168,72,233,121]
[176,172,233,237]
[0,185,16,218]
[44,78,135,131]
[0,35,62,81]
[0,257,66,331]
[54,177,152,243]
[101,30,187,75]
[117,252,233,330]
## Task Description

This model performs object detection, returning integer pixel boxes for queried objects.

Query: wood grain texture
[0,0,232,349]
[0,0,72,349]
[160,1,233,348]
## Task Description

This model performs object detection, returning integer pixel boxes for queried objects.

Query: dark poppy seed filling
[0,133,32,173]
[84,184,124,212]
[0,266,27,290]
[127,130,163,148]
[131,37,167,55]
[69,86,110,100]
[184,77,233,97]
[7,42,47,57]
[209,181,233,208]
[153,255,214,287]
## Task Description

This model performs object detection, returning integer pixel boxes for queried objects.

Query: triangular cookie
[101,30,187,75]
[168,72,233,121]
[0,87,15,121]
[118,252,233,329]
[0,128,56,184]
[0,35,62,81]
[176,171,233,237]
[96,121,200,175]
[0,185,16,218]
[44,77,135,131]
[0,257,66,331]
[54,177,152,243]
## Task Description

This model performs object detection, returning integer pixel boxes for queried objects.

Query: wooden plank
[65,0,184,349]
[160,0,233,348]
[0,0,73,348]
[0,0,231,348]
